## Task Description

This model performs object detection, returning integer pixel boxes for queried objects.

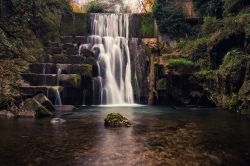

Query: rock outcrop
[104,113,132,127]
[18,93,54,118]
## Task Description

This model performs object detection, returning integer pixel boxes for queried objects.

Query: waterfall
[82,89,86,106]
[55,68,62,106]
[134,73,140,104]
[43,64,47,85]
[88,14,134,105]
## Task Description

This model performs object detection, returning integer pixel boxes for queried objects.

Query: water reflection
[0,106,250,165]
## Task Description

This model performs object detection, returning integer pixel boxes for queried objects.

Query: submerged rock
[104,113,132,127]
[50,118,66,124]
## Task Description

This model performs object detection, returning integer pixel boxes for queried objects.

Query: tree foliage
[193,0,223,18]
[152,0,192,38]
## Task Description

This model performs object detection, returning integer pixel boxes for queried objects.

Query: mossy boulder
[104,113,132,127]
[208,30,245,69]
[19,98,53,118]
[156,78,167,91]
[33,93,55,112]
[165,58,198,74]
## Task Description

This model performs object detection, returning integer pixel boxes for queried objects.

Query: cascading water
[43,64,47,85]
[87,14,134,105]
[134,73,140,104]
[55,68,62,106]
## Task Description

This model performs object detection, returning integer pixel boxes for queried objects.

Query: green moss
[70,64,92,76]
[156,78,167,90]
[195,70,215,80]
[74,13,88,36]
[139,14,155,38]
[167,58,196,68]
[35,106,53,118]
[86,1,106,13]
[104,113,132,127]
[223,0,250,16]
[218,49,247,75]
[60,13,75,36]
[72,74,81,86]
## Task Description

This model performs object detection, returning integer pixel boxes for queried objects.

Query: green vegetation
[156,78,167,90]
[152,0,193,38]
[166,58,198,74]
[86,1,106,13]
[193,0,223,18]
[0,0,72,111]
[156,0,250,113]
[72,74,81,87]
[139,14,155,37]
[104,113,133,127]
[223,0,250,16]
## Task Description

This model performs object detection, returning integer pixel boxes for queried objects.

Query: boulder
[19,98,53,118]
[104,113,132,127]
[0,110,15,118]
[33,93,55,112]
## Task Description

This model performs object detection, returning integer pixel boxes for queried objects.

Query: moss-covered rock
[104,113,132,127]
[165,58,198,74]
[156,78,167,91]
[208,30,245,69]
[33,93,55,112]
[19,98,53,118]
[217,49,248,94]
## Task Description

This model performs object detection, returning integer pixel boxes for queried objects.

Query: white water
[55,68,62,106]
[42,64,47,85]
[86,14,134,105]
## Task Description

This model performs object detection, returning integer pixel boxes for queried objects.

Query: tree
[153,0,192,38]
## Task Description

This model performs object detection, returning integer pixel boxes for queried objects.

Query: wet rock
[104,113,132,127]
[50,118,66,124]
[79,49,95,58]
[43,41,60,48]
[62,43,75,50]
[60,36,75,44]
[19,98,53,118]
[75,36,87,44]
[33,93,55,112]
[65,47,78,55]
[21,73,82,87]
[0,110,15,118]
[45,47,63,54]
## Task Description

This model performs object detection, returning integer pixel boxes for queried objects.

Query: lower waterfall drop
[88,14,134,105]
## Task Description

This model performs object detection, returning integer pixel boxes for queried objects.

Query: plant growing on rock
[104,113,132,127]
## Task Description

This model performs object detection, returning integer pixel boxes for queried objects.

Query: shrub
[218,49,248,74]
[86,1,106,13]
[165,58,198,74]
[223,0,250,16]
[152,0,192,38]
[139,14,155,37]
[202,16,244,36]
[193,0,223,18]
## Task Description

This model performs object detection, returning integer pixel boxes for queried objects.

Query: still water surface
[0,106,250,166]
